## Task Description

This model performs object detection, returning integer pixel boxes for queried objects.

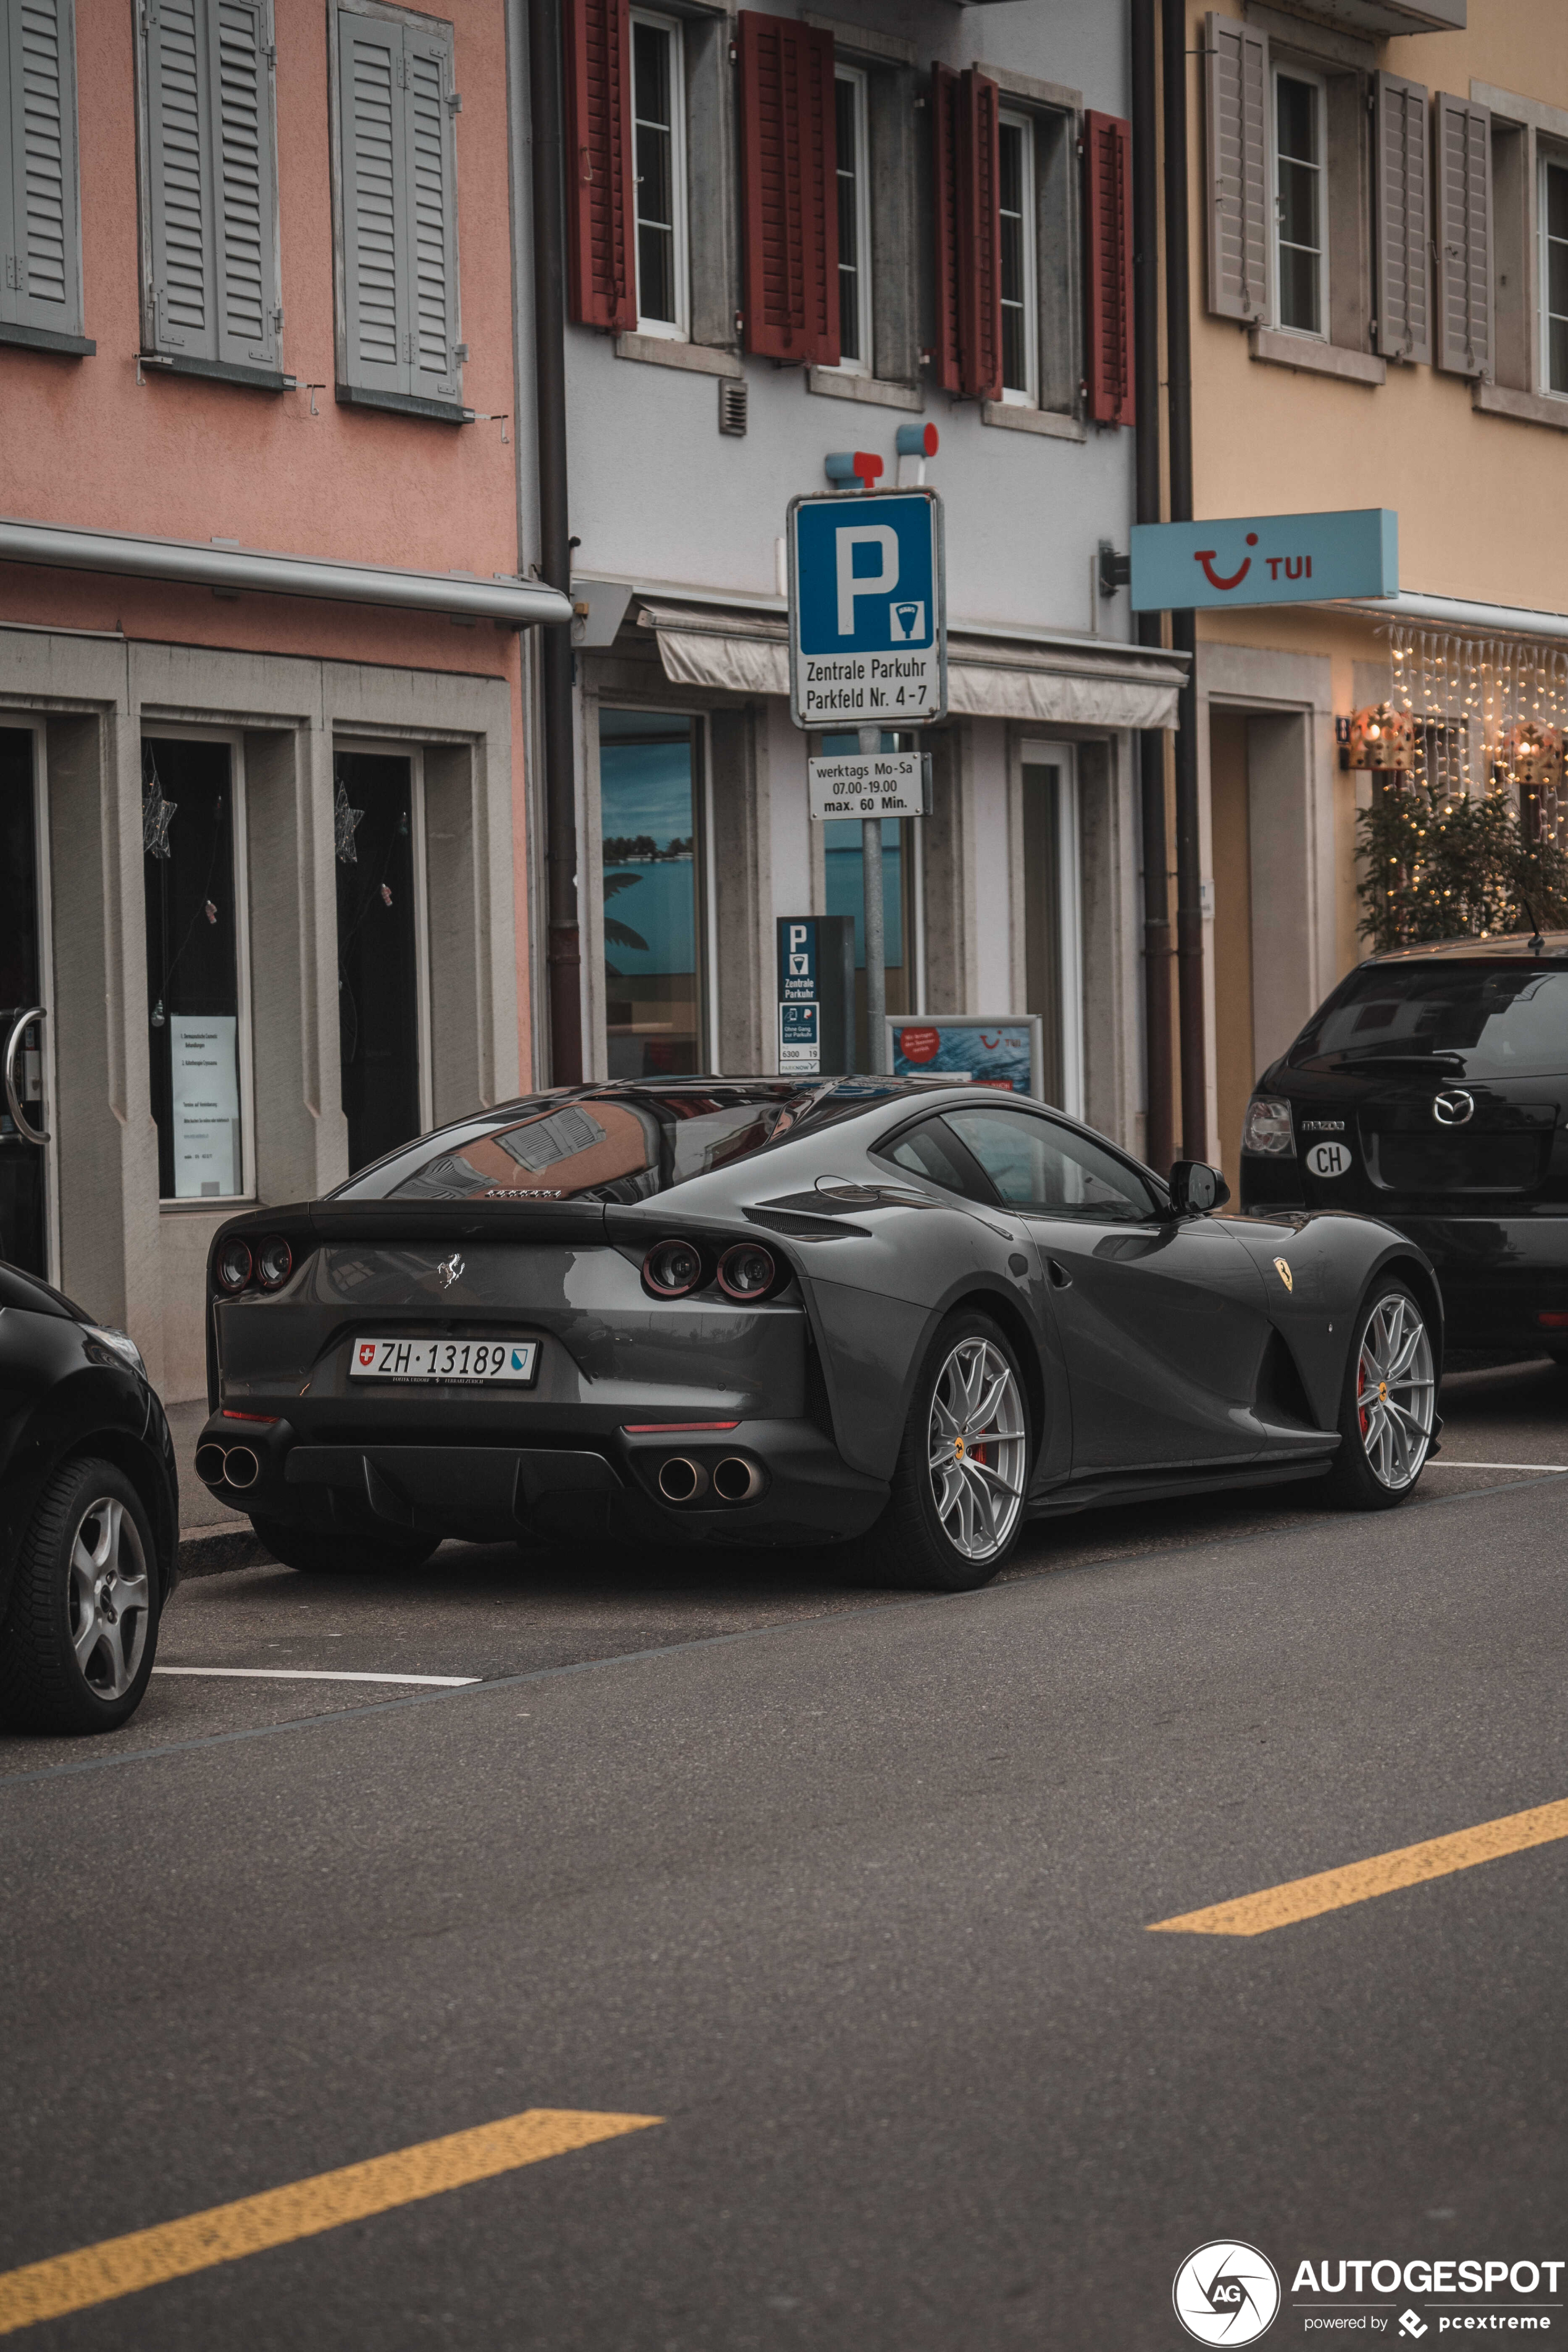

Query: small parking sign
[788,489,946,730]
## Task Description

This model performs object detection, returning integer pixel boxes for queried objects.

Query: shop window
[1272,68,1327,338]
[142,736,251,1203]
[599,709,706,1080]
[1543,155,1568,396]
[998,111,1037,402]
[335,748,428,1175]
[820,729,920,1068]
[832,65,871,373]
[631,10,688,338]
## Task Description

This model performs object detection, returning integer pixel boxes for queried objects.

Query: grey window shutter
[209,0,280,368]
[1204,11,1267,323]
[337,6,407,394]
[2,0,85,336]
[402,23,458,402]
[145,0,217,356]
[1374,72,1428,364]
[1434,91,1492,380]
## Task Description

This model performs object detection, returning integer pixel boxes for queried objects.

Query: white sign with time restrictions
[807,752,928,821]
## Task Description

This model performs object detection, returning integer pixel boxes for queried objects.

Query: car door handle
[1046,1257,1072,1289]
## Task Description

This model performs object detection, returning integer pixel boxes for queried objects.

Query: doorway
[0,726,53,1277]
[820,728,924,1067]
[1209,711,1255,1195]
[1019,743,1083,1116]
[335,747,429,1175]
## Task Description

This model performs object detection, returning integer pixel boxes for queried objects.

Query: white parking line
[1425,1461,1567,1474]
[152,1667,482,1687]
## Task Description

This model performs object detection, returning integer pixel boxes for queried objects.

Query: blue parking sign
[788,490,946,729]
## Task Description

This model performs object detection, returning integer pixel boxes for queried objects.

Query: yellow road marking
[1148,1796,1568,1938]
[0,2108,660,2337]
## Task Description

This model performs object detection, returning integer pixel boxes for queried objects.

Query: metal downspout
[529,0,583,1085]
[1132,0,1174,1177]
[1161,0,1206,1162]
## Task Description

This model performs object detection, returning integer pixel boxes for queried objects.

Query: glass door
[335,748,428,1174]
[598,710,707,1078]
[0,728,51,1275]
[820,730,921,1069]
[1020,743,1083,1117]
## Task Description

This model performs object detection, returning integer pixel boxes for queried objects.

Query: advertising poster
[888,1015,1042,1097]
[170,1013,241,1198]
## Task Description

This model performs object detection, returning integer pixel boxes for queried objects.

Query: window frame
[628,7,690,343]
[1269,61,1329,343]
[141,723,258,1210]
[997,106,1039,406]
[827,61,872,378]
[1539,145,1568,400]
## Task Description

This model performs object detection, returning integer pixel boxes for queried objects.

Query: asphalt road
[1,1358,1564,2348]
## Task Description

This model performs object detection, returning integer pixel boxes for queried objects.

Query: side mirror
[1168,1161,1231,1216]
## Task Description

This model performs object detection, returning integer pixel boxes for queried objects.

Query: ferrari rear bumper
[196,1413,888,1549]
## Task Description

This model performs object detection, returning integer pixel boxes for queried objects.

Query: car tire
[249,1517,441,1575]
[0,1457,162,1734]
[1324,1282,1437,1511]
[858,1309,1032,1592]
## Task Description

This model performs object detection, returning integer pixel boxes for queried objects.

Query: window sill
[1,319,95,357]
[1473,380,1568,432]
[979,401,1085,442]
[613,333,741,379]
[1248,328,1385,385]
[335,383,472,423]
[142,351,293,393]
[806,367,922,411]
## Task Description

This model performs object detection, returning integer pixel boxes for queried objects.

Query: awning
[636,599,1186,730]
[0,515,574,627]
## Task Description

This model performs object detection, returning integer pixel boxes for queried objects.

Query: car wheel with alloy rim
[861,1310,1032,1590]
[1325,1283,1436,1509]
[0,1458,161,1732]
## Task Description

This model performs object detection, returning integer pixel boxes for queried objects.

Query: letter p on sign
[836,525,899,635]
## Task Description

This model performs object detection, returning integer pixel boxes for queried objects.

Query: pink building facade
[0,0,565,1394]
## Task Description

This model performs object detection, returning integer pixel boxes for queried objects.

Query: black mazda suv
[1240,933,1568,1353]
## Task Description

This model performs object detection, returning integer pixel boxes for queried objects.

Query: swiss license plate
[349,1337,540,1385]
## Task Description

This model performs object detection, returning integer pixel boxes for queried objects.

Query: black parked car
[198,1079,1440,1593]
[0,1263,177,1733]
[1241,933,1568,1353]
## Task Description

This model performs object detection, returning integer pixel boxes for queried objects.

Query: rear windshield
[1288,961,1568,1080]
[328,1083,910,1204]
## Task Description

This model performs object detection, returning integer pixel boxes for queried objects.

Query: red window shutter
[564,0,636,332]
[931,64,962,393]
[1083,110,1134,425]
[958,69,1002,401]
[738,11,839,366]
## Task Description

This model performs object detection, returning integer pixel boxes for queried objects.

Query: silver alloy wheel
[1355,1292,1436,1491]
[926,1337,1028,1562]
[67,1497,151,1700]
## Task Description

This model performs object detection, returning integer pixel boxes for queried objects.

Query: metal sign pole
[857,723,885,1073]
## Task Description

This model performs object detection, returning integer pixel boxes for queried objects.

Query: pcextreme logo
[1174,2242,1283,2344]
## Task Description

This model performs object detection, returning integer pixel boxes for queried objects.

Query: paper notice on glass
[170,1014,241,1198]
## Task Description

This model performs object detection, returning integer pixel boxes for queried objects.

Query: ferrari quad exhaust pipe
[657,1456,709,1503]
[195,1441,261,1491]
[712,1456,764,1503]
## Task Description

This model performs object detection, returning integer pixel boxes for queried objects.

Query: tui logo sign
[1130,509,1398,612]
[1173,2242,1282,2344]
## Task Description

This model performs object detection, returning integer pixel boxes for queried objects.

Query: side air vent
[719,378,748,436]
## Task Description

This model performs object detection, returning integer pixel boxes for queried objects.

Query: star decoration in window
[142,767,177,861]
[334,779,365,864]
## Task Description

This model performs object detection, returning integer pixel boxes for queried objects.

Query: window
[941,1107,1159,1223]
[333,1,462,410]
[142,736,253,1203]
[1273,68,1325,337]
[599,710,708,1080]
[630,10,686,338]
[820,730,922,1066]
[998,110,1036,401]
[832,65,870,372]
[137,0,281,375]
[1020,747,1083,1119]
[0,0,86,346]
[335,747,430,1174]
[1544,156,1568,396]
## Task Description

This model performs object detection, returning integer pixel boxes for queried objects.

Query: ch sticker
[1274,1257,1294,1293]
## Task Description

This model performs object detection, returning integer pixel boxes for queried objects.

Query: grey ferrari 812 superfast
[196,1079,1442,1590]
